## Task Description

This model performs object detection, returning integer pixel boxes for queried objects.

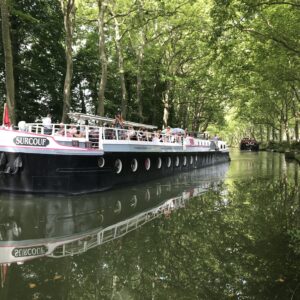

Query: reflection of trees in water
[2,177,300,300]
[74,179,298,299]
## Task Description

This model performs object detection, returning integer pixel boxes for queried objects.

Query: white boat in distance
[0,113,230,194]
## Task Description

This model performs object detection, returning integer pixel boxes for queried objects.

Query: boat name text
[13,136,50,147]
[12,245,48,258]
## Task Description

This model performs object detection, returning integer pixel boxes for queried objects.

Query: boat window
[167,157,171,168]
[131,159,138,172]
[113,201,122,214]
[115,159,122,174]
[157,157,162,169]
[145,189,151,201]
[98,157,105,168]
[175,156,179,167]
[130,195,138,208]
[145,158,151,171]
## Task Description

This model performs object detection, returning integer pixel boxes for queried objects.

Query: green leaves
[0,0,298,138]
[209,0,300,142]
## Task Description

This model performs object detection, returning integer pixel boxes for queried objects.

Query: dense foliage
[0,0,299,143]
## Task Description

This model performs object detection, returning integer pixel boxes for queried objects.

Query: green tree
[0,0,16,125]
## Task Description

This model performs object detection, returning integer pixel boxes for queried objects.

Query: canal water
[0,150,299,299]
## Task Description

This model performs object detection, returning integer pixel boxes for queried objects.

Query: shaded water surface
[0,150,299,299]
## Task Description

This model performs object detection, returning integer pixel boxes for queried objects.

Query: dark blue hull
[0,151,230,195]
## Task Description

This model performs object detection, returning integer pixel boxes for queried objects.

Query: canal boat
[0,163,229,266]
[0,112,230,194]
[240,137,259,151]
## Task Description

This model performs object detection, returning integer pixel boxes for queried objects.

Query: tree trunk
[135,0,146,122]
[97,0,107,117]
[291,85,300,141]
[111,9,128,119]
[284,98,290,144]
[152,78,158,125]
[295,119,299,141]
[279,123,283,142]
[272,127,276,141]
[136,30,145,122]
[79,83,86,114]
[182,104,188,131]
[193,103,201,132]
[60,0,75,123]
[162,83,170,128]
[285,123,290,144]
[259,125,263,142]
[0,0,16,125]
[266,126,270,142]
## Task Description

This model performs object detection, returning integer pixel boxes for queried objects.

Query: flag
[3,103,11,127]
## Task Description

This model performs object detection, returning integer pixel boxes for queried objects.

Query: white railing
[19,123,102,149]
[48,195,189,258]
[25,123,91,139]
[19,123,184,147]
[9,121,226,150]
[102,127,183,144]
[15,123,230,151]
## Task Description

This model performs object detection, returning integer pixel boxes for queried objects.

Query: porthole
[190,156,193,164]
[130,195,137,208]
[157,157,162,169]
[145,158,151,171]
[167,157,171,168]
[183,156,187,166]
[156,184,161,196]
[113,200,122,214]
[131,159,138,172]
[98,157,105,168]
[145,189,151,201]
[114,159,122,174]
[175,156,179,167]
[97,213,104,224]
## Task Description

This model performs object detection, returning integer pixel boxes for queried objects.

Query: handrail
[68,112,158,129]
[22,123,184,145]
[48,193,197,258]
[15,123,229,150]
[102,127,183,144]
[68,112,158,130]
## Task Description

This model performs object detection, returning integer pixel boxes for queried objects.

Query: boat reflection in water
[0,162,229,265]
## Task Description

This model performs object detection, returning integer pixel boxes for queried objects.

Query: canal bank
[259,141,300,164]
